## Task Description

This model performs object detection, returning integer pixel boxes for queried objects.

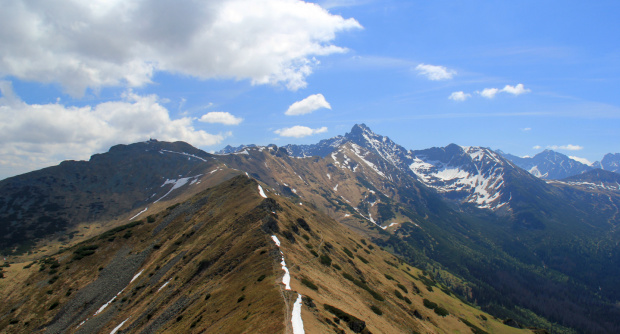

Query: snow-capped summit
[409,144,516,210]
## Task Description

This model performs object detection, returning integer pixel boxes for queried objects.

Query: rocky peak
[598,153,620,173]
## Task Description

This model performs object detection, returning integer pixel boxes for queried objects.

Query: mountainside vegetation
[0,176,528,334]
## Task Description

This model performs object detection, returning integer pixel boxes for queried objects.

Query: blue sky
[1,0,619,179]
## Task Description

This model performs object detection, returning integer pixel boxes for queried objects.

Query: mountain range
[1,124,619,333]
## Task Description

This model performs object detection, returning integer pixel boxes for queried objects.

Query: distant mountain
[410,145,528,210]
[498,149,592,179]
[286,124,536,212]
[594,153,620,173]
[216,144,257,154]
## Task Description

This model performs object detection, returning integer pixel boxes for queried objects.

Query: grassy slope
[0,175,530,334]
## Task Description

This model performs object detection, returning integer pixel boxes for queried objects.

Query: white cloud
[0,0,362,95]
[448,91,471,102]
[522,127,532,131]
[274,125,328,138]
[0,82,227,179]
[502,84,531,96]
[569,156,592,165]
[415,64,456,81]
[547,144,583,151]
[478,84,530,99]
[533,145,542,149]
[479,88,500,99]
[199,111,243,125]
[285,94,332,116]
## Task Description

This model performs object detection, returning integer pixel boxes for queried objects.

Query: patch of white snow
[129,207,148,221]
[258,185,268,198]
[160,149,207,162]
[157,279,172,293]
[292,294,305,334]
[110,317,130,334]
[271,235,281,247]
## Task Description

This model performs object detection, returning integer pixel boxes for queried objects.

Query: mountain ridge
[2,124,620,333]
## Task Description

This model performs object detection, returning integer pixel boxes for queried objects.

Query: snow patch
[110,317,130,334]
[333,184,339,192]
[258,185,268,198]
[160,149,207,162]
[280,254,291,290]
[271,235,291,290]
[154,175,202,203]
[292,294,305,334]
[129,207,148,221]
[381,222,400,230]
[157,279,172,293]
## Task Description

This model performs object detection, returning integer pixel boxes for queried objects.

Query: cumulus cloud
[0,81,227,178]
[285,94,332,116]
[547,144,583,151]
[0,0,362,95]
[478,84,530,99]
[533,145,542,149]
[502,83,530,96]
[569,156,592,165]
[274,125,328,138]
[448,91,471,101]
[199,111,243,125]
[479,88,500,99]
[415,64,456,81]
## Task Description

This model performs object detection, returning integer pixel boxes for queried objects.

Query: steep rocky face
[500,149,592,179]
